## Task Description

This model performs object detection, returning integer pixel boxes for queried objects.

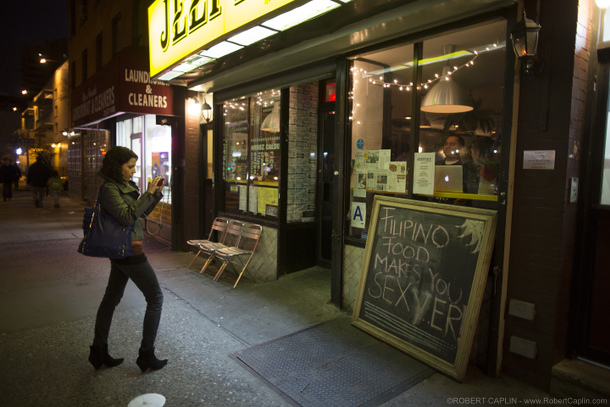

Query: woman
[89,146,167,372]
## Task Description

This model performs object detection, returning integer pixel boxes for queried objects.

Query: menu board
[352,196,496,381]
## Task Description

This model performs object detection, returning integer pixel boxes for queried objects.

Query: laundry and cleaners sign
[72,47,175,127]
[352,196,496,382]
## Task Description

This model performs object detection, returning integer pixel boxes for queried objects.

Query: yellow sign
[148,0,297,77]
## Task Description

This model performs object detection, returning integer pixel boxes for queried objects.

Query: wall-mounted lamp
[510,10,541,73]
[201,97,213,123]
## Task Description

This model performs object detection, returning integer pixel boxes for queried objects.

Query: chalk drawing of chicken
[456,219,485,254]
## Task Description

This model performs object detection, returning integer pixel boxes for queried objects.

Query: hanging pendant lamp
[421,65,473,113]
[261,103,280,132]
[421,44,472,114]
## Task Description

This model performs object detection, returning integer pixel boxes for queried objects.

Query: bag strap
[95,182,109,210]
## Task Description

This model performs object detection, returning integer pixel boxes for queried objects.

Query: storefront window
[222,89,281,219]
[116,115,172,225]
[348,19,506,240]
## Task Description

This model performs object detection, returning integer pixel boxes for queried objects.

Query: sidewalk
[0,188,555,406]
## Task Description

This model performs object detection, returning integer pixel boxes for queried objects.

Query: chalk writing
[360,204,484,363]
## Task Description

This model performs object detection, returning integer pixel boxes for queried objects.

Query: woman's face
[121,158,137,181]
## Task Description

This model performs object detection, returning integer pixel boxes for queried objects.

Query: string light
[351,50,479,91]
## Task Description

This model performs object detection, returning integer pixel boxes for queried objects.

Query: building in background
[16,60,70,178]
[67,0,184,244]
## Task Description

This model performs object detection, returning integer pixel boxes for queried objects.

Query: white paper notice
[249,186,258,214]
[239,185,247,211]
[354,170,367,198]
[378,149,391,169]
[351,202,366,228]
[387,161,407,192]
[413,153,435,195]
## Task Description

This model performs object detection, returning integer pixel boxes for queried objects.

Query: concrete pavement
[0,185,554,406]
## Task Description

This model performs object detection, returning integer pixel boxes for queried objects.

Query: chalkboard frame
[352,196,497,382]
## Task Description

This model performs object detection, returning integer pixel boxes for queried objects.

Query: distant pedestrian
[47,170,63,208]
[13,162,21,190]
[26,154,51,208]
[1,158,18,201]
[88,146,167,372]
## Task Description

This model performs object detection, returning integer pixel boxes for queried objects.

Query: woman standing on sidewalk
[88,146,168,372]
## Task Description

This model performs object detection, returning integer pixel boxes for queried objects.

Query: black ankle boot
[88,344,124,370]
[136,348,167,372]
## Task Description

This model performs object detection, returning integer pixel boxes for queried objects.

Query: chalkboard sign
[352,196,497,381]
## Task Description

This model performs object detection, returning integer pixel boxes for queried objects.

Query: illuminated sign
[71,47,175,127]
[148,0,297,77]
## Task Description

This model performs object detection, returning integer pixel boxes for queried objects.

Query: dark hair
[444,134,465,147]
[471,137,495,159]
[51,170,59,177]
[100,147,138,183]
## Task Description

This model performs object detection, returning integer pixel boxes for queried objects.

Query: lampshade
[421,66,472,113]
[261,103,280,132]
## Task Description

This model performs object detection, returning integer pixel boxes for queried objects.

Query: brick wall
[183,99,202,248]
[504,0,590,390]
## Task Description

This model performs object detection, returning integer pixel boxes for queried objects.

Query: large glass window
[222,89,281,219]
[348,19,506,239]
[116,114,172,207]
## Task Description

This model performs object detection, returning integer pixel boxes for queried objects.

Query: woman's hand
[147,177,164,195]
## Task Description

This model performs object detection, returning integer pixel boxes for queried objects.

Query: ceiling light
[261,0,341,31]
[229,26,277,46]
[200,41,244,59]
[174,55,214,72]
[158,70,185,81]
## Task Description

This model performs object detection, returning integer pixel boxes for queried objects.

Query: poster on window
[152,152,169,185]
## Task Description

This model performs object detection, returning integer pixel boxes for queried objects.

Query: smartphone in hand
[157,178,164,187]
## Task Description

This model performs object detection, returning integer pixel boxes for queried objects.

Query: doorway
[576,50,610,367]
[317,97,335,268]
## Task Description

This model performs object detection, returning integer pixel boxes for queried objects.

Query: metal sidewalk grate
[230,316,435,407]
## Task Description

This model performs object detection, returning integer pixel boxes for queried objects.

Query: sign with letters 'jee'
[148,0,297,77]
[352,196,496,381]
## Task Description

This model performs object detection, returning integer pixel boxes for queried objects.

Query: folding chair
[212,223,263,288]
[197,220,244,275]
[186,217,229,268]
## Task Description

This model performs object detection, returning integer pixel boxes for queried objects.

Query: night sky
[0,0,68,97]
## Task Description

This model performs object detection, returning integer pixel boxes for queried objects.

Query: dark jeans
[93,258,164,352]
[31,186,45,207]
